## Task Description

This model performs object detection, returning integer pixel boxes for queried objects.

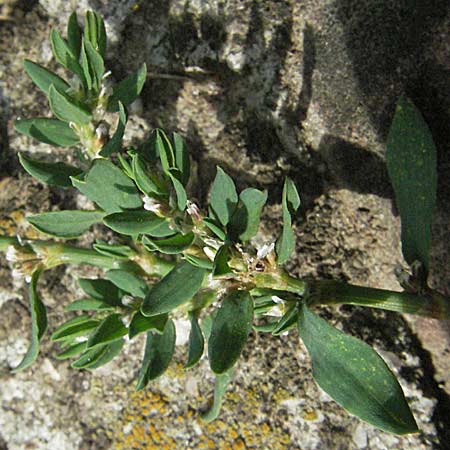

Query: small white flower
[5,246,19,263]
[271,295,284,304]
[203,238,221,250]
[186,201,201,221]
[142,195,162,214]
[266,304,283,317]
[203,246,216,261]
[257,242,275,260]
[121,295,134,307]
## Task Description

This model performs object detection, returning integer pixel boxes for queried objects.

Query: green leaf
[72,339,124,369]
[50,29,86,86]
[12,270,46,372]
[143,220,175,238]
[136,320,176,390]
[298,304,418,434]
[67,11,82,58]
[184,254,214,270]
[27,210,104,239]
[212,245,232,277]
[276,177,300,265]
[386,96,437,273]
[272,305,298,336]
[173,132,190,186]
[154,129,175,174]
[131,152,167,196]
[103,211,166,236]
[201,369,235,423]
[128,311,168,339]
[78,278,122,306]
[24,59,70,95]
[106,269,148,298]
[71,159,142,213]
[209,167,238,226]
[51,315,99,342]
[228,188,267,241]
[80,40,92,91]
[184,311,204,369]
[93,242,135,259]
[208,290,253,374]
[15,118,80,147]
[84,10,107,57]
[142,261,206,317]
[142,232,195,255]
[18,153,82,187]
[66,298,115,312]
[203,217,227,241]
[253,318,279,333]
[169,171,187,211]
[48,84,92,125]
[107,63,147,112]
[56,341,87,360]
[86,313,128,348]
[100,102,127,156]
[84,40,105,90]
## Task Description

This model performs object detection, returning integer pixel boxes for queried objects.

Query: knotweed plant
[1,11,449,434]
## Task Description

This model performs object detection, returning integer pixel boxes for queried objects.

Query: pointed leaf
[15,118,80,147]
[203,217,227,241]
[71,159,142,213]
[84,40,105,90]
[66,298,115,312]
[131,152,167,196]
[272,305,298,336]
[78,278,122,306]
[128,311,168,339]
[51,316,99,342]
[298,304,418,434]
[24,60,70,95]
[84,10,106,57]
[86,313,128,348]
[142,232,194,255]
[103,211,166,235]
[142,261,206,317]
[229,188,267,241]
[386,96,437,273]
[155,129,175,174]
[169,171,187,211]
[93,242,135,259]
[173,132,190,186]
[212,245,232,277]
[184,254,214,270]
[136,319,176,390]
[49,85,92,125]
[27,210,105,239]
[100,102,127,156]
[106,269,148,298]
[184,311,204,369]
[208,290,253,374]
[56,341,87,360]
[67,11,82,58]
[12,270,46,372]
[80,40,92,91]
[72,339,124,369]
[201,369,235,423]
[18,153,82,187]
[107,63,147,112]
[209,167,238,226]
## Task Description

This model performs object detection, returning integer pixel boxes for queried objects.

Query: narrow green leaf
[72,339,124,369]
[298,304,418,434]
[228,188,267,241]
[24,60,70,95]
[386,96,437,273]
[272,305,298,336]
[56,341,87,360]
[208,290,253,374]
[86,313,128,348]
[136,320,176,390]
[71,159,142,213]
[201,369,235,423]
[209,167,238,226]
[66,298,115,312]
[276,177,300,264]
[106,269,148,298]
[253,318,279,333]
[169,171,187,211]
[173,132,190,186]
[18,153,82,187]
[142,261,206,317]
[143,220,175,238]
[100,102,127,156]
[80,40,93,91]
[93,242,135,259]
[103,211,165,236]
[67,11,82,58]
[184,254,214,270]
[184,311,204,369]
[12,270,46,372]
[131,152,167,196]
[142,232,194,255]
[84,10,106,57]
[203,217,227,241]
[212,245,232,277]
[78,278,122,306]
[49,85,92,125]
[15,118,80,147]
[84,40,104,90]
[51,316,99,342]
[107,63,147,112]
[128,311,168,339]
[27,210,104,239]
[154,128,175,174]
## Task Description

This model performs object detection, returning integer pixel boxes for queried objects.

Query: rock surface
[0,1,449,449]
